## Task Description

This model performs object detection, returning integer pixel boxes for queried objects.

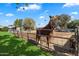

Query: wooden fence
[13,28,79,56]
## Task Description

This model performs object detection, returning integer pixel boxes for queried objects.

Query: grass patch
[0,31,54,56]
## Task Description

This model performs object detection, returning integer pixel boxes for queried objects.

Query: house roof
[8,25,15,28]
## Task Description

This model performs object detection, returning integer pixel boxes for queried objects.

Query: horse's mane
[37,15,60,30]
[43,20,51,29]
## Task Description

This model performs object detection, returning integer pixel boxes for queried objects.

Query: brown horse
[36,16,60,48]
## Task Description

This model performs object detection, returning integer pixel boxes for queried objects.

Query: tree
[2,26,8,31]
[13,19,23,38]
[59,14,71,29]
[23,18,36,30]
[67,20,79,29]
[14,19,22,27]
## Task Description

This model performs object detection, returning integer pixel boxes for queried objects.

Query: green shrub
[1,27,8,31]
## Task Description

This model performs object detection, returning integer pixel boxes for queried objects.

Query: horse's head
[49,16,60,29]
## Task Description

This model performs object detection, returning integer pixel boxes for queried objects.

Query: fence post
[75,26,79,56]
[27,32,29,41]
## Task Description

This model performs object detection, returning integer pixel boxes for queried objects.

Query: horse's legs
[17,31,19,38]
[36,35,40,44]
[38,36,41,44]
[36,34,38,42]
[47,36,50,49]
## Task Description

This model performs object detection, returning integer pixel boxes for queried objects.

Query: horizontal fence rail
[12,28,79,56]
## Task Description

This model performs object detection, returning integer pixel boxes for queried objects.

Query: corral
[14,30,77,56]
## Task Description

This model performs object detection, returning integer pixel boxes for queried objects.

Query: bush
[1,27,8,31]
[67,20,79,29]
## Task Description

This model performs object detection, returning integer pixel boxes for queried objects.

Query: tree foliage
[1,26,8,31]
[67,20,79,29]
[14,19,22,27]
[23,18,35,30]
[58,14,71,29]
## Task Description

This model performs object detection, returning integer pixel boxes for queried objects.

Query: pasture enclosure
[14,30,78,56]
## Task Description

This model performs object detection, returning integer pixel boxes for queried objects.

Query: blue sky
[0,3,79,27]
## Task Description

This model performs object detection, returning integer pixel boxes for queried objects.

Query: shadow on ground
[0,34,53,56]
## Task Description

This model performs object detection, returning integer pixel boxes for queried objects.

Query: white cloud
[28,4,41,10]
[39,10,49,19]
[71,16,75,19]
[40,16,45,19]
[71,11,78,15]
[17,6,29,11]
[5,13,14,17]
[63,3,79,7]
[70,16,76,21]
[17,4,41,11]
